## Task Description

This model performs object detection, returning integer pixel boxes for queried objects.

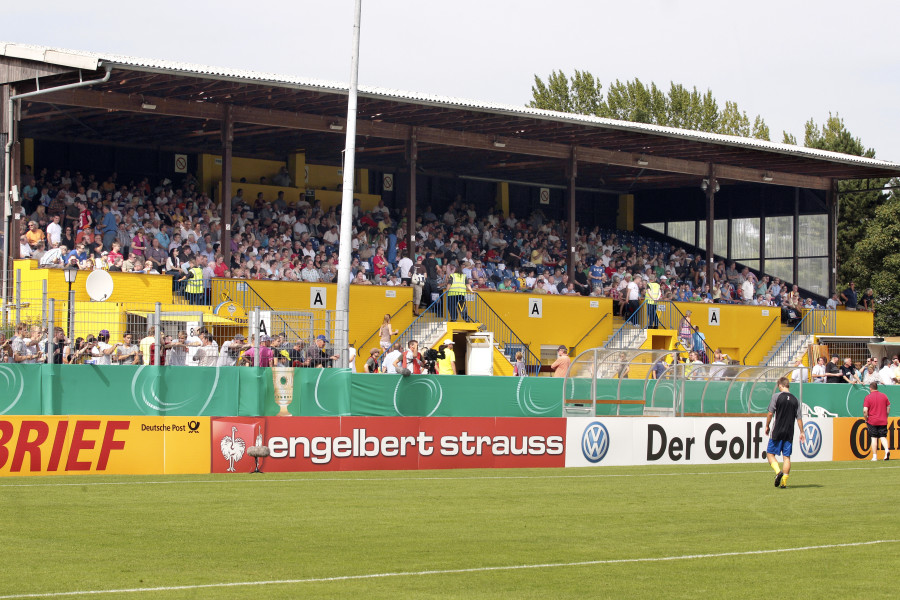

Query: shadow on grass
[782,484,824,489]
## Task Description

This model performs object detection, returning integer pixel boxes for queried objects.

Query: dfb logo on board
[582,422,610,463]
[800,421,822,459]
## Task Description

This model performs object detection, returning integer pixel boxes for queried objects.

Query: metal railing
[394,291,450,352]
[214,278,304,340]
[660,302,716,363]
[393,292,542,375]
[766,310,812,366]
[801,308,836,336]
[605,300,647,349]
[469,293,541,375]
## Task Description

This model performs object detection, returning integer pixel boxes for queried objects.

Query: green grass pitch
[1,462,898,599]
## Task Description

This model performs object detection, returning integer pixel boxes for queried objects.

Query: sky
[6,0,900,161]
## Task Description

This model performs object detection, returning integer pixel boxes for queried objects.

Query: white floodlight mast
[334,0,363,368]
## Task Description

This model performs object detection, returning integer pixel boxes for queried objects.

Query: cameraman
[436,339,456,375]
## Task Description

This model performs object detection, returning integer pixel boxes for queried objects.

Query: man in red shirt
[863,382,891,461]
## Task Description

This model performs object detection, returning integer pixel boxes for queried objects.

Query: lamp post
[64,265,77,340]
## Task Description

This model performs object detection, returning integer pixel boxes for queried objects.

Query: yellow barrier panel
[0,416,210,476]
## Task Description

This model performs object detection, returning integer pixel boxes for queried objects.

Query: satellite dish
[85,270,114,302]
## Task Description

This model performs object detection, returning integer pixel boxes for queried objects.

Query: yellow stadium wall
[200,154,369,201]
[212,279,414,372]
[10,261,877,372]
[313,189,381,214]
[834,308,874,336]
[672,302,782,365]
[475,293,615,356]
[199,155,285,196]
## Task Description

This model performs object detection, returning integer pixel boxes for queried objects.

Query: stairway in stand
[603,313,648,349]
[762,324,812,367]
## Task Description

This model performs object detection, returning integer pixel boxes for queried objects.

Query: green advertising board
[0,365,888,419]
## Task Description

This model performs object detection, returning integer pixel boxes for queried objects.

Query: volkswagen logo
[800,421,822,459]
[582,422,610,463]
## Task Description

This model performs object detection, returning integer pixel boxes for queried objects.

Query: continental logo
[846,418,899,459]
[0,419,130,473]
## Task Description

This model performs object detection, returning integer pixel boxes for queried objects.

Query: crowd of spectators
[0,322,347,369]
[10,165,874,315]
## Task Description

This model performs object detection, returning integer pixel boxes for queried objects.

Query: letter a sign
[708,307,720,326]
[529,298,543,318]
[310,287,327,309]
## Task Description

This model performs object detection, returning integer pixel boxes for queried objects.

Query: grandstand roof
[3,41,899,192]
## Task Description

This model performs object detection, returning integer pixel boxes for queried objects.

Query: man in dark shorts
[863,381,891,461]
[766,377,805,489]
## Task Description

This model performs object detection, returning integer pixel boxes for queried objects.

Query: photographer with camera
[421,346,443,375]
[399,340,423,376]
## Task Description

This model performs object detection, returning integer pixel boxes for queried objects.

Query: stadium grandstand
[2,42,899,379]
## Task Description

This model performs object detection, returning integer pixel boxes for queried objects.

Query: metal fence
[1,269,335,368]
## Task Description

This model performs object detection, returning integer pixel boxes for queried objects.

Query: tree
[719,101,751,137]
[802,113,884,289]
[751,115,771,141]
[847,187,900,335]
[528,70,768,140]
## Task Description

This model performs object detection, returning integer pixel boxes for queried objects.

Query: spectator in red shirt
[863,382,891,461]
[213,255,228,277]
[372,246,388,276]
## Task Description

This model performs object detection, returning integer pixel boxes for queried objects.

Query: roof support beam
[221,104,233,269]
[567,147,577,279]
[32,88,832,190]
[705,164,716,289]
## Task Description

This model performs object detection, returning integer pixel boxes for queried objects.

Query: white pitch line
[0,463,896,488]
[0,539,895,599]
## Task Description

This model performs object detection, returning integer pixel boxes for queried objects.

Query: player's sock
[781,473,789,487]
[770,461,781,474]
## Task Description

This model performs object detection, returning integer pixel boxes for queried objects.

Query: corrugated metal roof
[3,41,899,171]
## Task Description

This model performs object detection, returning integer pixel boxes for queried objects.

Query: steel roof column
[793,187,800,288]
[758,189,766,280]
[220,104,234,270]
[408,129,417,257]
[826,179,837,295]
[705,164,717,290]
[567,147,577,278]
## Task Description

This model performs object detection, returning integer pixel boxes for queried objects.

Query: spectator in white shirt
[46,215,62,246]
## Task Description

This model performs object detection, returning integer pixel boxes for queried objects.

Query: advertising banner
[832,417,900,461]
[210,416,566,473]
[0,416,210,476]
[564,417,833,467]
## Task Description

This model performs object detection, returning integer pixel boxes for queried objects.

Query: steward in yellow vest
[445,264,472,322]
[646,274,661,329]
[185,261,204,305]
